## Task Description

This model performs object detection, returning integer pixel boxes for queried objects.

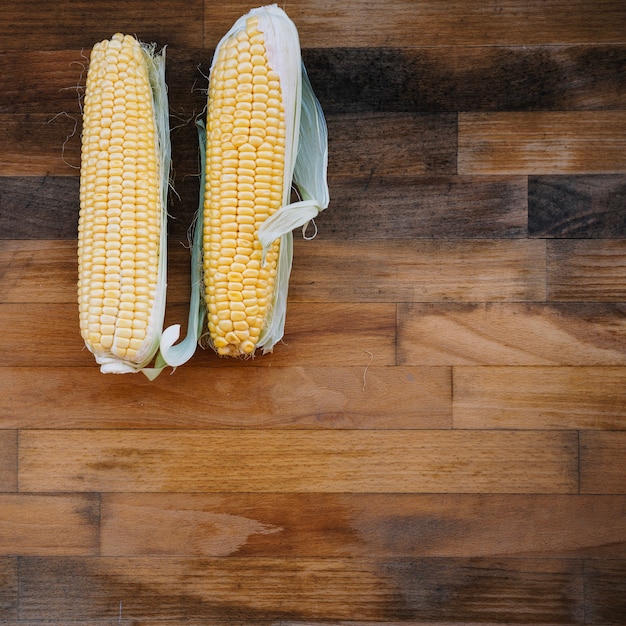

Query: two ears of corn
[78,5,329,378]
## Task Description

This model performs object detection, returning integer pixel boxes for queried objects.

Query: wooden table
[1,0,625,622]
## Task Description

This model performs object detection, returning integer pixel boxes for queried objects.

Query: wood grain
[0,494,99,556]
[580,431,626,494]
[18,430,578,494]
[0,431,17,493]
[306,45,626,114]
[289,240,546,303]
[319,176,527,239]
[454,366,626,430]
[399,303,626,366]
[584,560,626,624]
[0,557,17,621]
[204,1,626,47]
[458,111,626,175]
[547,239,626,301]
[0,302,397,367]
[0,0,204,49]
[17,556,584,622]
[100,493,626,559]
[0,366,451,429]
[529,175,626,238]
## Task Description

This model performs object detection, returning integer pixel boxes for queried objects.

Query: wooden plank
[0,366,451,429]
[458,111,626,175]
[18,430,578,494]
[18,556,584,622]
[289,240,546,303]
[0,113,80,176]
[584,560,626,624]
[0,0,203,50]
[0,558,17,621]
[548,240,626,301]
[580,431,626,494]
[0,431,17,493]
[529,175,626,238]
[399,303,626,366]
[205,1,626,47]
[0,178,79,239]
[0,238,545,305]
[327,113,456,178]
[0,302,396,367]
[306,45,626,114]
[100,493,626,559]
[0,494,99,556]
[319,176,528,239]
[454,366,626,430]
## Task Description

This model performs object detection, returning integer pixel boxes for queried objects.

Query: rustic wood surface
[0,0,625,623]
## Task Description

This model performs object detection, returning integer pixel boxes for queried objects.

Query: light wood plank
[205,1,626,47]
[399,303,626,366]
[0,494,99,556]
[458,111,626,175]
[18,556,583,622]
[0,0,204,49]
[454,366,626,430]
[0,431,17,493]
[548,239,626,301]
[584,560,626,624]
[0,557,17,621]
[0,302,396,367]
[101,493,626,559]
[529,175,626,238]
[580,431,626,494]
[18,430,578,494]
[0,366,450,429]
[290,240,546,303]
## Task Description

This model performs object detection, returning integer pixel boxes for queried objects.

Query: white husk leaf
[89,40,171,378]
[159,4,329,363]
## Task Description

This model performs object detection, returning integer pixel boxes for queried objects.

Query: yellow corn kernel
[78,33,167,373]
[204,15,285,357]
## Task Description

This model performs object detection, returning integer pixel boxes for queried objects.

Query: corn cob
[78,33,170,375]
[158,5,329,366]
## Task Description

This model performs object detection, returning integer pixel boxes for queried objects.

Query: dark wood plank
[0,494,99,556]
[305,45,626,114]
[0,431,17,493]
[0,113,80,176]
[454,366,626,430]
[0,366,451,429]
[18,430,578,494]
[0,177,79,239]
[328,113,456,178]
[459,111,626,175]
[580,431,626,494]
[18,556,584,622]
[548,240,626,301]
[319,176,528,239]
[529,175,626,238]
[101,493,626,559]
[206,0,626,47]
[0,558,17,621]
[289,240,546,303]
[0,0,203,50]
[399,303,626,366]
[584,560,626,624]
